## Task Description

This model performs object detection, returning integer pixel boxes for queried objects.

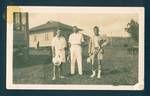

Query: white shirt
[93,35,103,48]
[69,32,84,45]
[51,36,66,50]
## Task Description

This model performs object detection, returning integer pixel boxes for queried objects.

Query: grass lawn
[13,38,138,85]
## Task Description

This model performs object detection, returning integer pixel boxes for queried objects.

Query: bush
[125,19,139,43]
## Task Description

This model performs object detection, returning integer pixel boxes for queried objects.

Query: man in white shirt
[51,29,67,80]
[88,26,108,78]
[69,26,84,75]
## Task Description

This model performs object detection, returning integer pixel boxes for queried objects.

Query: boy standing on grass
[51,29,67,80]
[88,26,108,79]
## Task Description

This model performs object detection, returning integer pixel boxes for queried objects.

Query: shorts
[55,49,66,63]
[93,48,103,60]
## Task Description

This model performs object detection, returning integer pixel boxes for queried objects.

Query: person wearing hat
[51,29,67,80]
[69,26,84,75]
[88,26,108,78]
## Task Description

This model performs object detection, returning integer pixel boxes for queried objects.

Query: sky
[29,13,138,37]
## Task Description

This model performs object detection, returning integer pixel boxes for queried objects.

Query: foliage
[125,19,139,42]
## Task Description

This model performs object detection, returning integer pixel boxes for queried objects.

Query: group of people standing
[51,26,108,80]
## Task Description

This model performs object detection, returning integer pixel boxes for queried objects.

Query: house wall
[29,31,54,48]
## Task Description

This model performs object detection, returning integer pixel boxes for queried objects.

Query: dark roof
[29,21,73,33]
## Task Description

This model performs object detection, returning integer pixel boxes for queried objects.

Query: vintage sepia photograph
[6,6,144,90]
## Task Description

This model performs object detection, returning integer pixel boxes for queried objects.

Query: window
[13,12,28,32]
[21,13,27,32]
[45,33,49,40]
[14,12,21,31]
[21,13,27,25]
[15,13,20,25]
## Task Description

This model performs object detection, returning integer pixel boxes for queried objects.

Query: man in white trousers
[69,26,84,75]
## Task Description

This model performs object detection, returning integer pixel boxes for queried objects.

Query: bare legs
[52,63,65,80]
[90,55,102,79]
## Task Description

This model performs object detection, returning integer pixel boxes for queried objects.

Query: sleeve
[81,34,84,42]
[68,34,71,43]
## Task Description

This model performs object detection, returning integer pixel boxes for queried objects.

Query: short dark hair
[93,26,99,32]
[72,26,79,32]
[73,26,78,29]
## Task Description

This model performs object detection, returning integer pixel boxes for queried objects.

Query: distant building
[29,21,73,48]
[29,21,90,57]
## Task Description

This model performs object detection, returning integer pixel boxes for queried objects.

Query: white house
[29,21,73,48]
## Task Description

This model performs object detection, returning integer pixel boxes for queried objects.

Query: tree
[125,19,139,42]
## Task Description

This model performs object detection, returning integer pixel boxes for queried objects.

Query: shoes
[70,73,75,76]
[60,76,65,78]
[97,70,101,79]
[90,71,96,78]
[97,75,101,79]
[52,76,65,80]
[90,70,101,78]
[52,76,56,80]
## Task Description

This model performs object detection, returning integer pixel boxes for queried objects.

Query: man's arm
[51,38,55,57]
[63,37,67,49]
[81,34,84,42]
[101,34,109,47]
[52,46,55,57]
[88,38,92,55]
[80,34,85,47]
[68,34,72,48]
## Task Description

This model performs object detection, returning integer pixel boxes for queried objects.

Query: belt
[71,44,81,46]
[94,47,100,49]
[56,49,65,51]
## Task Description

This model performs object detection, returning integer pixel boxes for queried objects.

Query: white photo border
[6,6,144,90]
